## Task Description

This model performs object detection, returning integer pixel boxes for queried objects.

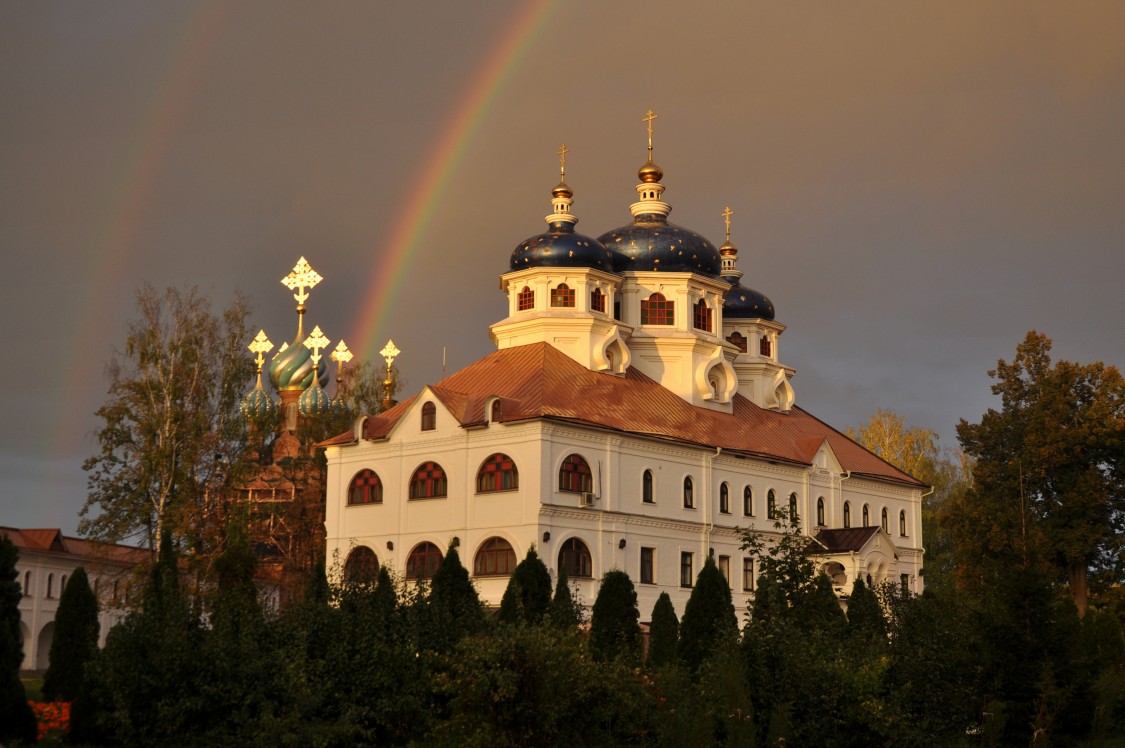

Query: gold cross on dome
[331,340,353,366]
[643,109,658,151]
[380,339,400,368]
[722,207,733,242]
[248,330,274,371]
[303,325,330,367]
[557,144,569,179]
[280,257,323,306]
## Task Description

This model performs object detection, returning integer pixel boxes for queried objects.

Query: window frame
[347,468,383,505]
[683,476,695,509]
[767,489,777,519]
[881,507,889,533]
[719,482,730,514]
[344,546,379,584]
[559,537,593,578]
[816,497,825,526]
[640,547,655,585]
[558,453,593,494]
[843,501,852,528]
[642,469,654,504]
[476,452,519,493]
[420,401,436,431]
[409,460,448,499]
[900,510,908,536]
[743,486,754,517]
[742,557,755,591]
[550,283,576,308]
[692,298,713,332]
[474,537,517,577]
[641,292,674,325]
[863,504,870,527]
[680,551,694,588]
[591,287,606,313]
[789,492,798,524]
[517,286,534,311]
[406,541,444,580]
[718,555,731,586]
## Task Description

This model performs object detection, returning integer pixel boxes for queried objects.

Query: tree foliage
[498,546,552,626]
[43,566,100,702]
[647,592,678,669]
[589,570,641,663]
[0,534,36,744]
[81,285,254,552]
[548,565,582,629]
[954,330,1125,615]
[677,556,737,672]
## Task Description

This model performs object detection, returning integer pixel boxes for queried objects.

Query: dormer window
[591,287,606,313]
[550,283,575,308]
[760,336,772,357]
[692,299,712,332]
[517,286,534,311]
[421,402,436,431]
[641,293,674,325]
[727,331,747,353]
[490,399,502,423]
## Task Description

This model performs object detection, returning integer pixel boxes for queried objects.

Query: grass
[22,675,44,701]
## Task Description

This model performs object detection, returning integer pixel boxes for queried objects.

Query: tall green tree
[955,331,1125,616]
[548,565,582,629]
[42,567,100,701]
[677,556,738,672]
[498,546,552,626]
[81,285,254,552]
[647,592,679,669]
[589,570,641,663]
[0,534,36,744]
[428,545,486,650]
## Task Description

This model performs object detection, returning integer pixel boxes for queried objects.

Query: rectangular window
[742,558,754,591]
[640,547,655,585]
[900,573,910,594]
[680,551,694,588]
[718,555,730,586]
[759,336,772,357]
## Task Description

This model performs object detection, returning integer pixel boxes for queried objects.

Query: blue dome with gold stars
[723,280,775,321]
[511,176,617,272]
[598,217,722,277]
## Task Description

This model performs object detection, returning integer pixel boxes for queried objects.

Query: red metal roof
[812,527,882,553]
[342,343,923,488]
[1,527,148,565]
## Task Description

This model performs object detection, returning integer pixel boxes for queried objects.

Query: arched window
[559,538,592,578]
[591,287,606,313]
[760,336,772,357]
[490,399,502,422]
[642,470,654,504]
[881,508,889,532]
[743,486,754,516]
[474,537,517,576]
[23,571,31,597]
[559,454,592,493]
[477,453,518,493]
[406,542,443,580]
[789,493,798,524]
[47,574,54,599]
[348,469,383,505]
[767,490,777,519]
[863,504,870,527]
[344,546,379,584]
[550,283,575,307]
[517,286,534,311]
[727,331,747,353]
[409,461,447,499]
[719,482,730,514]
[421,402,436,431]
[641,292,674,325]
[693,299,712,332]
[843,501,852,528]
[900,510,907,536]
[61,575,67,593]
[817,497,825,526]
[683,476,695,509]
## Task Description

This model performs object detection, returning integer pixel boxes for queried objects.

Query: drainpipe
[704,447,722,553]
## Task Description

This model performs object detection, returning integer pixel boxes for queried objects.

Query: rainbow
[350,0,558,363]
[54,5,226,473]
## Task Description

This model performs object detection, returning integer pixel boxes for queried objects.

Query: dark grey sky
[3,1,1123,533]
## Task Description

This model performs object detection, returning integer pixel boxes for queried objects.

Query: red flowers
[29,700,71,741]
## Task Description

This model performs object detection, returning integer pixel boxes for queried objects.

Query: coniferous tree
[845,577,886,650]
[42,566,100,701]
[498,546,552,625]
[589,570,641,662]
[678,556,738,672]
[0,534,36,744]
[548,565,581,628]
[429,545,485,649]
[647,591,679,669]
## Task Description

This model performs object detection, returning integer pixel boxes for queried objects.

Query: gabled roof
[1,527,148,566]
[338,342,923,488]
[811,527,882,554]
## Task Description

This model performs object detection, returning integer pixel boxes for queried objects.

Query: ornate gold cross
[280,257,323,307]
[643,109,658,152]
[303,325,330,368]
[248,330,274,372]
[722,206,733,243]
[557,144,569,180]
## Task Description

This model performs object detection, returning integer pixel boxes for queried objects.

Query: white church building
[322,121,925,618]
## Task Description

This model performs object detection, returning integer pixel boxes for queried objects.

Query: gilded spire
[546,144,577,226]
[638,108,663,183]
[380,339,401,412]
[280,257,323,343]
[719,206,743,280]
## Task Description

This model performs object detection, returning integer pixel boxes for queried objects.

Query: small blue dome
[597,216,723,277]
[299,381,332,417]
[510,221,618,272]
[723,280,775,321]
[240,384,276,420]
